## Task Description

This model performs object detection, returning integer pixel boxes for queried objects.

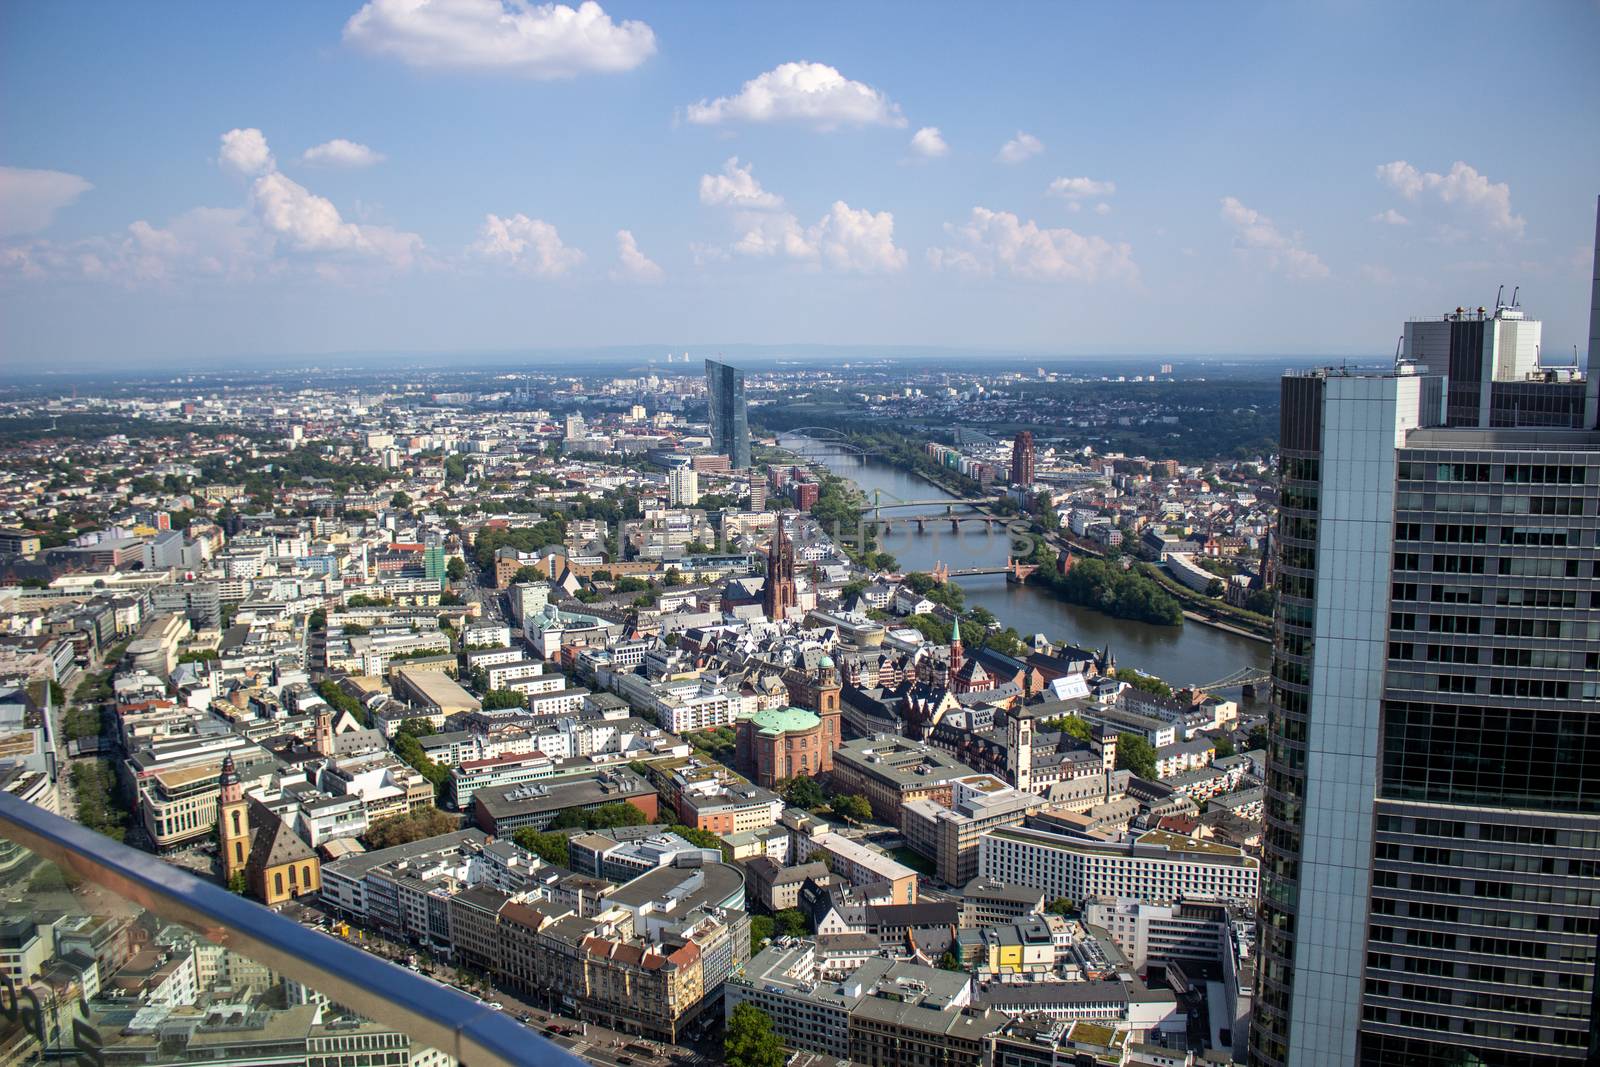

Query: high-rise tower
[705,358,751,469]
[1011,430,1035,486]
[1250,219,1600,1066]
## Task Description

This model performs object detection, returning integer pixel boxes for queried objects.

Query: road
[279,899,717,1067]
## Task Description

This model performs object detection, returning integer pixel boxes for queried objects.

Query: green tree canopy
[1116,732,1158,779]
[725,1002,785,1067]
[513,828,570,867]
[829,792,873,824]
[365,808,458,849]
[779,777,826,810]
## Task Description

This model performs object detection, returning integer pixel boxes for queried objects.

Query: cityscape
[1,4,1598,1067]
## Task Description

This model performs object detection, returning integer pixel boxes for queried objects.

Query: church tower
[314,706,335,758]
[948,615,964,683]
[218,753,251,883]
[1007,705,1036,794]
[761,514,797,620]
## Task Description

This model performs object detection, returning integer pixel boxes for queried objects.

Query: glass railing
[0,791,585,1066]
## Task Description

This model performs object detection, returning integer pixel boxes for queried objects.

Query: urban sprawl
[0,268,1597,1067]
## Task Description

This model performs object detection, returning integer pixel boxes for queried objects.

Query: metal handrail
[0,792,584,1066]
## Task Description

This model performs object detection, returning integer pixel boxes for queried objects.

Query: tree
[668,824,726,853]
[725,1002,785,1067]
[1044,714,1093,744]
[1205,578,1226,598]
[1212,734,1236,759]
[391,491,412,508]
[513,828,570,867]
[774,908,809,938]
[1116,732,1158,780]
[550,802,648,831]
[511,565,543,584]
[780,777,826,810]
[749,914,775,953]
[1246,725,1269,752]
[365,808,459,849]
[227,871,249,895]
[1119,668,1172,698]
[399,718,435,737]
[936,950,964,971]
[1044,898,1075,916]
[481,689,527,711]
[829,793,873,824]
[662,567,682,587]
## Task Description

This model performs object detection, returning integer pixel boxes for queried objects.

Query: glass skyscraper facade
[1252,269,1600,1063]
[705,358,751,469]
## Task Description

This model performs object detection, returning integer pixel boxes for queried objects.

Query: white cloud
[1094,202,1111,216]
[996,132,1042,165]
[1371,208,1409,226]
[4,128,424,284]
[909,126,948,159]
[612,228,662,282]
[343,0,655,78]
[810,201,906,273]
[250,171,420,267]
[473,213,583,276]
[698,158,783,209]
[928,207,1137,282]
[697,159,902,273]
[219,128,275,177]
[1219,196,1328,280]
[685,61,905,129]
[1047,176,1114,199]
[1375,160,1524,236]
[0,166,93,237]
[301,139,387,168]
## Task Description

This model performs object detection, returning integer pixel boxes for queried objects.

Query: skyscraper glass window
[705,359,751,469]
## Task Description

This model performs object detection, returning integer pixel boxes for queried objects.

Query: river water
[789,439,1270,687]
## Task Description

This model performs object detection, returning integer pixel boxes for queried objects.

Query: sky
[1,0,1597,369]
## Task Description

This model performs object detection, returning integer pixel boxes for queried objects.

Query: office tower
[705,359,751,469]
[1011,430,1035,486]
[761,515,796,620]
[1251,231,1600,1065]
[667,466,699,507]
[748,482,767,513]
[563,412,585,440]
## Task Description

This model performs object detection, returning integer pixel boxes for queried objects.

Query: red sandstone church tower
[762,514,798,620]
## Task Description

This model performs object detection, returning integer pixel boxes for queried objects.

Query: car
[486,1002,503,1011]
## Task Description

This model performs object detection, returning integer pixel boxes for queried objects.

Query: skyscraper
[1251,212,1600,1067]
[1011,430,1035,486]
[667,466,699,507]
[705,358,751,469]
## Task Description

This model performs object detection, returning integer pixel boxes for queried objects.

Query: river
[786,438,1271,688]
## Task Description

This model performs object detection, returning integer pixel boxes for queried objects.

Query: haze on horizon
[2,1,1597,368]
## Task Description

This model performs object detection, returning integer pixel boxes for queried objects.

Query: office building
[705,359,751,469]
[1011,430,1035,486]
[1251,221,1600,1067]
[979,825,1259,907]
[667,466,700,506]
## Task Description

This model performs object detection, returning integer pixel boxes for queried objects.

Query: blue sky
[2,0,1597,368]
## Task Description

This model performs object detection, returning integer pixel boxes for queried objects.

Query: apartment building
[978,826,1258,907]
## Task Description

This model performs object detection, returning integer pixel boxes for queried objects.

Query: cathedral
[761,514,798,620]
[219,751,321,907]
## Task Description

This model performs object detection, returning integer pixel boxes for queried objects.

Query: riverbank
[1181,610,1272,645]
[1136,561,1274,641]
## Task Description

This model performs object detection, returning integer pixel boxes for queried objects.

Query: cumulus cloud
[301,139,387,168]
[698,158,783,209]
[343,0,655,78]
[1047,176,1115,199]
[0,166,93,237]
[473,213,583,276]
[909,126,948,159]
[996,132,1042,165]
[928,207,1137,282]
[219,128,275,176]
[810,202,907,273]
[685,61,905,129]
[1371,208,1409,226]
[1094,202,1112,216]
[1219,196,1328,280]
[1376,160,1524,236]
[612,229,662,282]
[5,127,424,284]
[697,158,903,273]
[251,171,421,267]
